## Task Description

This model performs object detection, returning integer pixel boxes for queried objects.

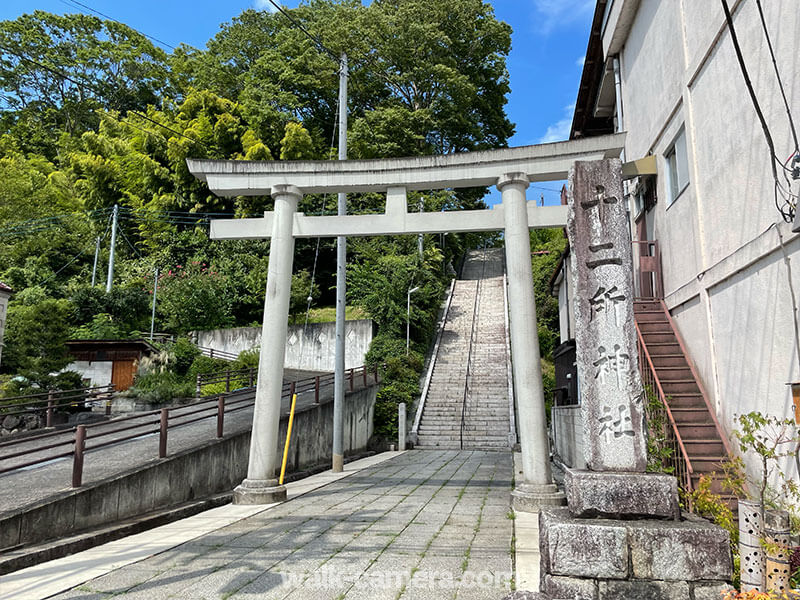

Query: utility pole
[150,268,159,340]
[105,204,119,293]
[91,236,101,287]
[333,53,348,473]
[418,197,424,258]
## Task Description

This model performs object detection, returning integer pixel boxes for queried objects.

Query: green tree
[1,298,75,382]
[0,11,172,152]
[530,228,567,359]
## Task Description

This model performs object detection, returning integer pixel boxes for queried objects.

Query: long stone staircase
[416,248,513,450]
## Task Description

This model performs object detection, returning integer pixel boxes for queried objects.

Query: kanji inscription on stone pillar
[567,159,647,472]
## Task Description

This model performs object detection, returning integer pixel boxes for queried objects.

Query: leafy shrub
[71,313,126,340]
[171,337,201,377]
[122,370,194,404]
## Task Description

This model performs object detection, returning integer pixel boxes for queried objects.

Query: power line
[56,0,182,52]
[753,0,799,154]
[720,0,795,221]
[261,0,339,62]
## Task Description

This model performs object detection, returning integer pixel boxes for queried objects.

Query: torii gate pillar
[232,185,300,504]
[500,174,564,509]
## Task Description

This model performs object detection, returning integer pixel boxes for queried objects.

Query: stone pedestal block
[512,482,566,512]
[232,478,287,504]
[539,508,733,599]
[565,469,679,520]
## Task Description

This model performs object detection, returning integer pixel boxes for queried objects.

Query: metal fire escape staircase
[632,241,734,503]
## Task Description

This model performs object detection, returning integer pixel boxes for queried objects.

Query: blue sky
[1,0,595,205]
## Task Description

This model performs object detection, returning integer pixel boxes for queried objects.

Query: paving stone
[84,567,162,594]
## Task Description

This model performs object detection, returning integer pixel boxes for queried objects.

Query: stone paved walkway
[45,450,514,600]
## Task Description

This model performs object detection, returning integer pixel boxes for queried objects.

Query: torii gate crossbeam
[188,133,625,511]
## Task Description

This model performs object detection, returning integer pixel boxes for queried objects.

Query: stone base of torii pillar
[534,160,732,599]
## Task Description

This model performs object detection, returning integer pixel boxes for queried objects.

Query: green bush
[122,370,194,404]
[171,337,201,377]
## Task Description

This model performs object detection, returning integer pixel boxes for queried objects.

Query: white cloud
[531,0,595,34]
[253,0,279,12]
[538,104,575,144]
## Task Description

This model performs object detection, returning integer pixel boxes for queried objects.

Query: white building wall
[608,0,800,488]
[66,361,113,387]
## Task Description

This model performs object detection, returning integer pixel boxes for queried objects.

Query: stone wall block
[692,582,735,600]
[628,518,732,581]
[544,574,597,599]
[541,510,628,579]
[598,580,689,600]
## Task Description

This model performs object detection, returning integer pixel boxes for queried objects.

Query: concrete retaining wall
[551,405,586,470]
[0,386,376,551]
[194,319,374,371]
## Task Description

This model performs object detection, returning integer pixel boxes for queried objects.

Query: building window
[665,127,689,205]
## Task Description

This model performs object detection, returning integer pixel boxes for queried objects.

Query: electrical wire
[720,0,796,222]
[261,0,339,62]
[753,0,799,155]
[57,0,180,51]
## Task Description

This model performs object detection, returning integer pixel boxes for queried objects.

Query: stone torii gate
[187,133,625,510]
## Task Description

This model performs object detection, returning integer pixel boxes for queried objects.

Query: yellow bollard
[279,394,297,485]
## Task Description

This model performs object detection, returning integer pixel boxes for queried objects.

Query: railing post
[374,364,379,383]
[196,374,202,398]
[249,367,254,388]
[225,370,231,393]
[159,408,168,458]
[72,425,87,488]
[217,396,225,438]
[349,368,354,391]
[210,348,214,359]
[46,392,54,428]
[315,375,320,404]
[362,365,367,387]
[290,381,296,399]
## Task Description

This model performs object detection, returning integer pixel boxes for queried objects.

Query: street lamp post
[407,286,420,355]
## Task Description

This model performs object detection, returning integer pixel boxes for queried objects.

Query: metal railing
[460,248,487,449]
[635,323,694,496]
[196,365,376,398]
[0,365,378,488]
[411,278,456,442]
[197,345,238,362]
[0,386,115,424]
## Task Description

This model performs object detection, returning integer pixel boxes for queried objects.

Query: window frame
[665,126,690,206]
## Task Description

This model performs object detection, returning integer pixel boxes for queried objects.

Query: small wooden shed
[65,339,158,391]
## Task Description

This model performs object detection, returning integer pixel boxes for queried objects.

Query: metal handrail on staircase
[460,248,488,449]
[635,323,695,495]
[657,300,732,456]
[411,278,456,443]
